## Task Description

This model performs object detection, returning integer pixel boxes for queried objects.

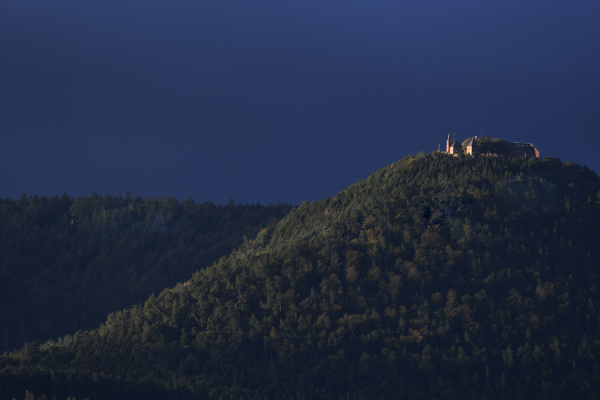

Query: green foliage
[0,193,291,351]
[477,135,509,156]
[2,155,600,399]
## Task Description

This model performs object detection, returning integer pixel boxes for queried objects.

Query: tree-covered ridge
[2,155,600,400]
[0,193,292,352]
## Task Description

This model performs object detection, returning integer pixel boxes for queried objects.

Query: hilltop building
[446,135,479,155]
[445,134,539,159]
[505,142,540,159]
[446,137,462,154]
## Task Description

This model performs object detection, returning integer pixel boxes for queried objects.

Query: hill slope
[2,155,600,400]
[0,194,291,351]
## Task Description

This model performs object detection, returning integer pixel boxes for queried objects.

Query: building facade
[506,142,540,159]
[445,134,539,159]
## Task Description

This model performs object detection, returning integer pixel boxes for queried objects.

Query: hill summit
[2,154,600,400]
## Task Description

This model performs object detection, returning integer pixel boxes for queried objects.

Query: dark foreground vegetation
[0,194,291,352]
[2,154,600,399]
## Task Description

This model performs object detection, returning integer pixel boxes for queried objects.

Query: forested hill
[3,155,600,400]
[0,194,292,352]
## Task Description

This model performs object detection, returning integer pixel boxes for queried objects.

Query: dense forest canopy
[2,154,600,400]
[0,193,291,352]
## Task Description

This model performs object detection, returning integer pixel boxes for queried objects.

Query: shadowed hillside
[2,154,600,399]
[0,194,292,352]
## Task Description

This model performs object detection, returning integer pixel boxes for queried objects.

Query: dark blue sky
[2,0,599,205]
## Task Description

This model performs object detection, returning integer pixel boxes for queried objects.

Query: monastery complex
[446,135,539,159]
